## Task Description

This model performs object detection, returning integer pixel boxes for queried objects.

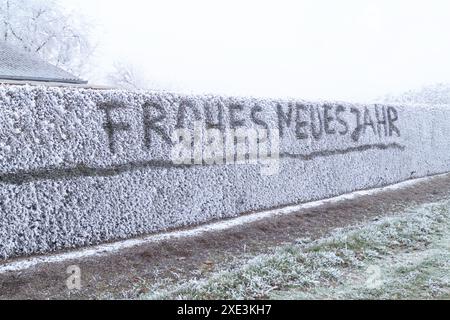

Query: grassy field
[144,200,450,300]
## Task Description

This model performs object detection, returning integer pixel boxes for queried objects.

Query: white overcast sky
[63,0,450,102]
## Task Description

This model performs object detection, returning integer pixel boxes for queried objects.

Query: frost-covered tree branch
[107,60,182,92]
[107,61,151,90]
[0,0,94,77]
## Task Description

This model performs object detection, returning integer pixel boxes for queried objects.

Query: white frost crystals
[171,122,280,176]
[0,84,449,260]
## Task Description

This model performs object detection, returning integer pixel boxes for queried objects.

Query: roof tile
[0,42,87,84]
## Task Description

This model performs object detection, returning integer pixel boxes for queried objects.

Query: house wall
[0,85,449,259]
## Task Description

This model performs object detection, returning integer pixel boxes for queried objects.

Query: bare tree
[107,59,183,92]
[0,0,94,76]
[107,61,150,90]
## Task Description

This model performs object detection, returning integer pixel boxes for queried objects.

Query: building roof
[0,42,87,85]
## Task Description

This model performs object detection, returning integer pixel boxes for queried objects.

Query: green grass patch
[144,201,450,300]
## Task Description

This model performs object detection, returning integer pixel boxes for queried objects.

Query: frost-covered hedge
[0,85,449,260]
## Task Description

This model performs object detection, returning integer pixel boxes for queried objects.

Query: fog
[64,0,450,102]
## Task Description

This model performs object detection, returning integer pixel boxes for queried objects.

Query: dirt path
[1,174,450,299]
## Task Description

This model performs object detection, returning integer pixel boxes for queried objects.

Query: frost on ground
[144,201,450,300]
